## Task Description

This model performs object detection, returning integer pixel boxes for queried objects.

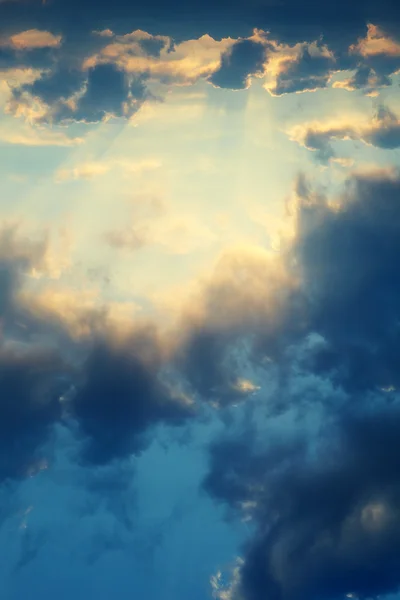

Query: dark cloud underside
[204,169,400,600]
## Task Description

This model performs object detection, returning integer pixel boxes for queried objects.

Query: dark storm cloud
[171,170,400,413]
[0,224,196,477]
[292,169,400,391]
[70,328,195,465]
[0,295,195,476]
[0,337,64,480]
[209,39,267,90]
[0,229,66,481]
[172,245,301,407]
[207,394,400,600]
[204,168,400,600]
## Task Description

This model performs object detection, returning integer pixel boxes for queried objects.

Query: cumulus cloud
[5,166,400,484]
[351,24,400,58]
[334,25,400,93]
[9,62,152,124]
[84,33,232,86]
[6,29,62,50]
[70,327,194,464]
[207,393,400,600]
[3,23,400,126]
[4,28,228,124]
[4,51,154,123]
[0,226,70,480]
[265,41,336,96]
[4,164,400,600]
[289,105,400,161]
[0,222,197,478]
[202,168,400,600]
[209,38,267,90]
[173,245,298,405]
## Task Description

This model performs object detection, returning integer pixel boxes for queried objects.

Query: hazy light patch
[0,61,397,325]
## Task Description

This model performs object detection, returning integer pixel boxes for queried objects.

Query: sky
[1,1,400,599]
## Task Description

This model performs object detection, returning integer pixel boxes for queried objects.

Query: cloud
[0,225,72,480]
[70,326,194,464]
[290,169,400,392]
[72,63,149,122]
[103,214,217,255]
[289,105,400,161]
[266,41,336,96]
[85,33,232,85]
[350,24,400,59]
[332,65,392,94]
[209,38,267,90]
[0,222,68,276]
[0,220,198,477]
[0,335,65,480]
[207,393,400,600]
[202,168,400,600]
[1,29,233,124]
[55,158,161,182]
[6,62,152,124]
[103,226,148,251]
[22,290,197,467]
[3,24,400,127]
[333,25,400,93]
[173,245,297,405]
[7,29,62,50]
[55,162,111,182]
[0,124,83,146]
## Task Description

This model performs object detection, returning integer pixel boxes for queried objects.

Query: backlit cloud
[7,29,62,50]
[288,105,400,161]
[205,168,400,600]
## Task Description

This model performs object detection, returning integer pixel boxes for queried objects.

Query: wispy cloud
[55,158,162,182]
[0,126,83,146]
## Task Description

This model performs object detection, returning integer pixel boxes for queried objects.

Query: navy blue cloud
[13,63,150,123]
[71,332,194,465]
[271,46,336,95]
[0,230,194,478]
[24,67,85,104]
[209,39,267,90]
[204,169,400,600]
[0,259,65,481]
[73,64,149,123]
[293,171,400,391]
[207,396,400,600]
